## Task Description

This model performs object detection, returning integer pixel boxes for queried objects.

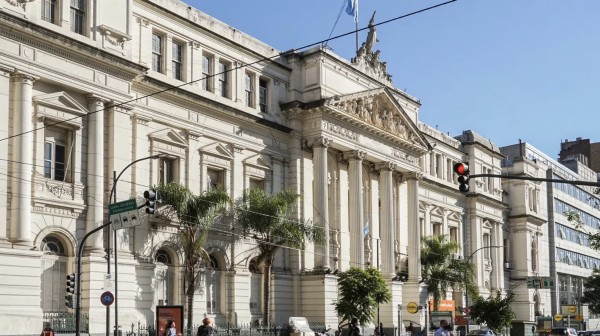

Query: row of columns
[310,136,421,277]
[0,65,108,251]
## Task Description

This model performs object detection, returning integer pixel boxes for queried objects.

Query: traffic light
[66,273,76,308]
[144,188,157,214]
[453,162,470,193]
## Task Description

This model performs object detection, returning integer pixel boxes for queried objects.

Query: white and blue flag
[346,0,358,22]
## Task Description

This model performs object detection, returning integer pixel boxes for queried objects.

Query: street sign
[407,302,419,314]
[575,315,583,322]
[109,199,141,229]
[554,314,563,322]
[527,277,555,289]
[568,306,577,314]
[100,291,114,307]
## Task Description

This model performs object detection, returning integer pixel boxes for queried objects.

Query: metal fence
[125,322,328,336]
[43,311,89,334]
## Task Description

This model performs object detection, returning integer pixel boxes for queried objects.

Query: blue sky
[187,0,600,158]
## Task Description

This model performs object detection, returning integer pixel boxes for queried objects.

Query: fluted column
[406,171,422,280]
[85,95,106,252]
[377,162,396,276]
[344,150,365,267]
[9,72,36,247]
[0,65,13,246]
[313,137,330,269]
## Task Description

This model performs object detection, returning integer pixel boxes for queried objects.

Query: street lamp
[464,245,503,333]
[75,154,163,336]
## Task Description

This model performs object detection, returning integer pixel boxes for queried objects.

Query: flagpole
[355,20,358,53]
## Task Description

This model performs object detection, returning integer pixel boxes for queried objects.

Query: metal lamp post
[75,154,163,336]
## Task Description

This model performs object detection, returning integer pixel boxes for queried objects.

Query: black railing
[126,322,328,336]
[43,311,89,334]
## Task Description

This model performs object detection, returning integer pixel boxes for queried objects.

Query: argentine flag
[346,0,358,22]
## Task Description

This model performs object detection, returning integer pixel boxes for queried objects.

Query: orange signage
[429,299,455,312]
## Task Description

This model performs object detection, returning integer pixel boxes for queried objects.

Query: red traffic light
[453,162,469,176]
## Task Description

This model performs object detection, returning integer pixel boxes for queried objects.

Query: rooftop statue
[351,11,392,84]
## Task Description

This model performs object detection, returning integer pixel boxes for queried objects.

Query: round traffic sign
[554,314,563,322]
[568,306,577,314]
[575,315,583,322]
[100,291,114,306]
[407,302,419,314]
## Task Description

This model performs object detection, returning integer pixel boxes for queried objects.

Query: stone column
[377,162,396,277]
[85,95,106,252]
[313,137,330,269]
[0,65,13,246]
[9,72,36,247]
[406,172,422,280]
[344,150,365,267]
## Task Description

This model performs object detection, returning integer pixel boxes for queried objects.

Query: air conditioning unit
[504,262,513,269]
[452,253,463,260]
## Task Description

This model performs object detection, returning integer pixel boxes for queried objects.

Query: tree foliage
[156,182,230,329]
[420,235,478,310]
[333,266,392,326]
[566,210,600,251]
[469,290,516,332]
[236,188,325,325]
[581,268,600,314]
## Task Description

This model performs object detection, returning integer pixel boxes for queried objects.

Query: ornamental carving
[322,121,359,142]
[313,136,331,148]
[4,0,35,9]
[343,150,366,161]
[331,94,417,143]
[350,12,392,85]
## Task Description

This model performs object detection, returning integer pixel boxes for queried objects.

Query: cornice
[0,11,147,80]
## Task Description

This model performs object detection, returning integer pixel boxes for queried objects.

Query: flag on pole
[346,0,358,22]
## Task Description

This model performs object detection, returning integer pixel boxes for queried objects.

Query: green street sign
[108,199,137,215]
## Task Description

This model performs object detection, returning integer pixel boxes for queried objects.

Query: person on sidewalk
[197,317,214,336]
[40,322,54,336]
[347,318,361,336]
[434,320,453,336]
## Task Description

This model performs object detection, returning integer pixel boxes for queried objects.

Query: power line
[0,0,458,144]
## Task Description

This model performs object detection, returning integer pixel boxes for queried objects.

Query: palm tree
[236,188,325,325]
[420,235,478,311]
[157,182,230,330]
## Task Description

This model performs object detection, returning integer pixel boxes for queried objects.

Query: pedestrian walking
[197,317,214,336]
[375,323,386,336]
[407,323,414,334]
[40,322,54,336]
[434,320,453,336]
[347,318,361,336]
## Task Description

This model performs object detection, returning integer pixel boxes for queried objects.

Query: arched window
[41,234,69,312]
[155,248,175,306]
[249,258,262,315]
[206,255,221,314]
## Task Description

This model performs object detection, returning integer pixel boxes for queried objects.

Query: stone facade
[0,0,556,335]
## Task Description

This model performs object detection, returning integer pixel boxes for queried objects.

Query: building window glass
[432,223,442,236]
[206,255,221,314]
[249,258,261,314]
[202,55,212,91]
[172,42,183,80]
[249,178,264,191]
[218,61,229,98]
[207,168,224,190]
[259,79,268,112]
[44,127,71,182]
[159,157,176,184]
[449,227,458,243]
[245,73,254,108]
[70,0,85,34]
[42,0,57,24]
[152,33,163,73]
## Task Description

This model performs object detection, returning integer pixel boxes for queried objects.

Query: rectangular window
[201,55,212,91]
[159,158,176,184]
[218,61,229,98]
[70,0,85,35]
[44,127,70,182]
[152,33,163,73]
[249,178,264,191]
[449,227,458,243]
[245,73,254,107]
[42,0,57,24]
[207,168,224,190]
[259,79,268,112]
[432,223,442,236]
[172,42,183,80]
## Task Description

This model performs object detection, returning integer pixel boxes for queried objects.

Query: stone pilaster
[85,94,107,253]
[9,71,37,248]
[376,161,396,276]
[312,136,330,269]
[405,171,422,281]
[0,65,14,246]
[344,150,365,267]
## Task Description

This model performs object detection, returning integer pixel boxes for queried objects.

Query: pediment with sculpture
[326,87,429,152]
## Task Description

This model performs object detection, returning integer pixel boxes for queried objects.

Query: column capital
[402,171,423,182]
[375,161,396,172]
[313,136,331,148]
[11,71,37,84]
[344,150,366,161]
[85,93,109,104]
[0,64,14,78]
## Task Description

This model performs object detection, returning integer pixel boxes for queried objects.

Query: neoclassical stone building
[0,0,516,335]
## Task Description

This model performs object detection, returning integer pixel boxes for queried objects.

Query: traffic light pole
[75,154,162,336]
[469,173,600,188]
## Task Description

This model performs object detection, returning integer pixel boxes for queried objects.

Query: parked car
[466,329,498,336]
[551,328,578,336]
